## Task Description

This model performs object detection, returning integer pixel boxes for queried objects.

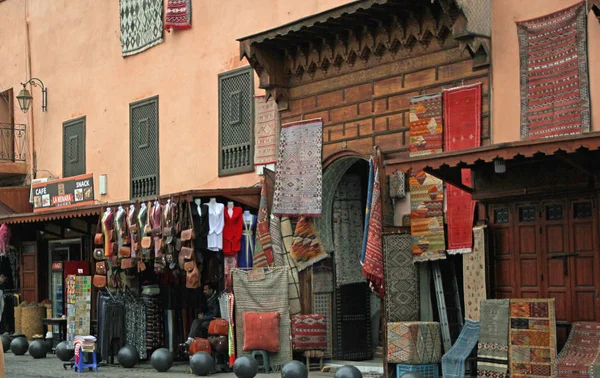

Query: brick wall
[280,47,490,161]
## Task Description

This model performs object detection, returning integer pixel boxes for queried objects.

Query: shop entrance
[48,239,86,319]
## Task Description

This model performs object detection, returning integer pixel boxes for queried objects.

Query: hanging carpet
[387,321,442,364]
[383,232,419,322]
[556,322,600,378]
[312,258,334,294]
[290,216,328,272]
[442,319,480,378]
[254,95,278,166]
[335,282,372,361]
[363,165,385,295]
[280,217,302,315]
[120,0,164,56]
[254,182,273,267]
[409,93,443,157]
[271,215,285,267]
[464,225,487,321]
[360,158,375,266]
[164,0,191,30]
[477,299,510,378]
[517,1,590,140]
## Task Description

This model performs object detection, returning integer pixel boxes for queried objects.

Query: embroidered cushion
[291,314,327,351]
[242,312,280,352]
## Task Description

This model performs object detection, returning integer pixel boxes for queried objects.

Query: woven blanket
[120,0,164,57]
[478,299,510,378]
[232,268,291,369]
[442,319,480,378]
[389,170,406,200]
[557,322,600,378]
[312,258,334,293]
[291,314,327,352]
[313,292,333,357]
[336,283,372,360]
[410,171,446,262]
[409,93,443,157]
[290,216,328,272]
[271,215,285,267]
[464,225,487,321]
[333,173,365,287]
[361,158,375,265]
[387,322,442,364]
[255,182,273,267]
[273,119,323,216]
[164,0,191,30]
[444,83,481,254]
[363,165,385,295]
[509,298,557,377]
[254,96,278,166]
[383,233,419,322]
[280,217,302,315]
[517,1,590,140]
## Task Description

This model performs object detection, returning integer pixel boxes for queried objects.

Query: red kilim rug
[557,322,600,378]
[517,1,590,140]
[443,83,481,254]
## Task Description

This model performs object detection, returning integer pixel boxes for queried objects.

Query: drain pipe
[24,0,36,180]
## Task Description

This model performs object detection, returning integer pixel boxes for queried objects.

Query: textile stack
[97,291,125,363]
[141,285,163,354]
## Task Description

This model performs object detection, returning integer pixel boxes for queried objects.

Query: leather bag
[189,338,212,355]
[93,275,107,288]
[121,258,134,269]
[186,265,200,289]
[208,319,229,336]
[181,201,195,241]
[119,246,131,258]
[94,211,104,245]
[95,261,107,275]
[181,246,194,261]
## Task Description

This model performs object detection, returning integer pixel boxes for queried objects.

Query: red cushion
[242,312,281,352]
[291,314,327,351]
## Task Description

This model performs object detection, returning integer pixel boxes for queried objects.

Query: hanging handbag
[93,275,107,288]
[138,260,146,272]
[181,201,195,242]
[180,246,194,261]
[121,257,134,269]
[95,261,107,275]
[141,203,154,249]
[119,246,131,258]
[94,209,104,245]
[164,198,175,245]
[143,202,153,235]
[186,264,200,289]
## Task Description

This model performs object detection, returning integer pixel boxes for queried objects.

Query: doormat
[509,298,557,377]
[409,93,443,157]
[254,95,278,166]
[477,299,509,378]
[383,233,419,322]
[517,1,590,140]
[556,322,600,378]
[442,319,480,378]
[463,225,487,321]
[120,0,164,56]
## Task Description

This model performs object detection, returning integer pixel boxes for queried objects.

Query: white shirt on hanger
[207,200,225,251]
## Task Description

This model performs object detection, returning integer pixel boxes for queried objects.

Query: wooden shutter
[62,117,86,177]
[218,66,254,176]
[130,96,159,199]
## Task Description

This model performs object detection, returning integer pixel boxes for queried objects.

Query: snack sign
[32,173,95,212]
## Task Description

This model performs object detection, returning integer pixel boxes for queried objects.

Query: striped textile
[255,182,273,266]
[270,216,285,267]
[363,165,384,295]
[280,217,302,315]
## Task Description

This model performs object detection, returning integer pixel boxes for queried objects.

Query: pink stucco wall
[492,0,600,143]
[0,0,349,202]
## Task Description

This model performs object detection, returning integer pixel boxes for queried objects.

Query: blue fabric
[442,319,480,378]
[360,158,374,265]
[238,215,257,269]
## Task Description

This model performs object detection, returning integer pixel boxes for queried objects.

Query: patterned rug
[120,0,164,56]
[335,283,372,360]
[443,83,481,254]
[409,171,446,262]
[557,322,600,378]
[232,268,291,369]
[363,165,384,295]
[291,314,328,352]
[442,319,480,378]
[388,170,406,200]
[387,322,442,364]
[517,1,590,140]
[464,225,487,321]
[290,216,328,272]
[273,119,323,216]
[164,0,191,30]
[478,299,510,378]
[280,217,302,315]
[509,298,557,377]
[333,173,365,287]
[254,95,278,166]
[312,258,334,293]
[271,215,285,267]
[361,158,375,265]
[409,93,443,157]
[383,233,419,322]
[313,292,333,357]
[255,182,273,267]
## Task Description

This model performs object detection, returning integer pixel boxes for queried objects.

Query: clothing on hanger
[207,201,225,251]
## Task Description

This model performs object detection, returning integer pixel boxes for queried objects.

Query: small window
[62,117,86,177]
[573,202,593,219]
[218,66,254,176]
[494,208,509,224]
[518,206,536,222]
[546,204,563,221]
[130,96,159,199]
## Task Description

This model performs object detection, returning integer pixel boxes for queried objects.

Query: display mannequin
[227,201,234,218]
[207,198,224,251]
[195,198,202,216]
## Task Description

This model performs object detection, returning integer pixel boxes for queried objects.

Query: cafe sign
[32,173,95,212]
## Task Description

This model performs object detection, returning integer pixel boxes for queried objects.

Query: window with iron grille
[62,117,86,177]
[130,96,159,199]
[218,66,254,176]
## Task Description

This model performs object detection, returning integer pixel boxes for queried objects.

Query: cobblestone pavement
[4,351,334,377]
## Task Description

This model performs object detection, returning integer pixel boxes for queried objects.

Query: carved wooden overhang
[238,0,490,109]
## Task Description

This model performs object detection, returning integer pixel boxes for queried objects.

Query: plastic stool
[250,350,271,373]
[74,346,98,373]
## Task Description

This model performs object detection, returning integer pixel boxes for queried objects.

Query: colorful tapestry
[336,283,372,360]
[291,314,327,352]
[478,299,510,378]
[271,215,285,267]
[313,293,333,357]
[312,258,334,293]
[254,95,278,166]
[255,182,273,266]
[363,165,385,295]
[273,119,323,217]
[333,173,365,287]
[409,93,443,157]
[383,233,419,322]
[410,171,446,262]
[509,298,557,377]
[164,0,191,30]
[517,1,590,140]
[389,170,406,200]
[464,225,487,321]
[280,217,302,315]
[120,0,164,57]
[557,322,600,378]
[387,322,442,364]
[290,216,328,272]
[442,319,481,378]
[443,83,481,254]
[360,158,375,265]
[232,268,291,369]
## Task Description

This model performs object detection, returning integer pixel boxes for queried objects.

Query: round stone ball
[0,335,10,352]
[190,352,214,376]
[10,337,29,356]
[28,339,48,359]
[281,360,308,378]
[233,355,259,378]
[117,345,139,368]
[334,365,363,378]
[55,341,74,361]
[151,348,173,372]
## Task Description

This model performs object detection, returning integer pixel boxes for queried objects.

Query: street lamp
[17,78,47,113]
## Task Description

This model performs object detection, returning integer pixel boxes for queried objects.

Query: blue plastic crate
[396,363,440,378]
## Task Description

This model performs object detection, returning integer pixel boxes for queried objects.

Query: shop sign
[32,173,95,212]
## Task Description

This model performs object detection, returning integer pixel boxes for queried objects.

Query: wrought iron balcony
[0,122,26,162]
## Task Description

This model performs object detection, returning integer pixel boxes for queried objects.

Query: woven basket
[21,306,45,339]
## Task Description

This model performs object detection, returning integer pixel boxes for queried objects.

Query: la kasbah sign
[32,173,95,212]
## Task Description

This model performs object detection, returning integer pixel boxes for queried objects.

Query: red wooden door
[20,242,38,303]
[490,204,514,299]
[513,202,543,299]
